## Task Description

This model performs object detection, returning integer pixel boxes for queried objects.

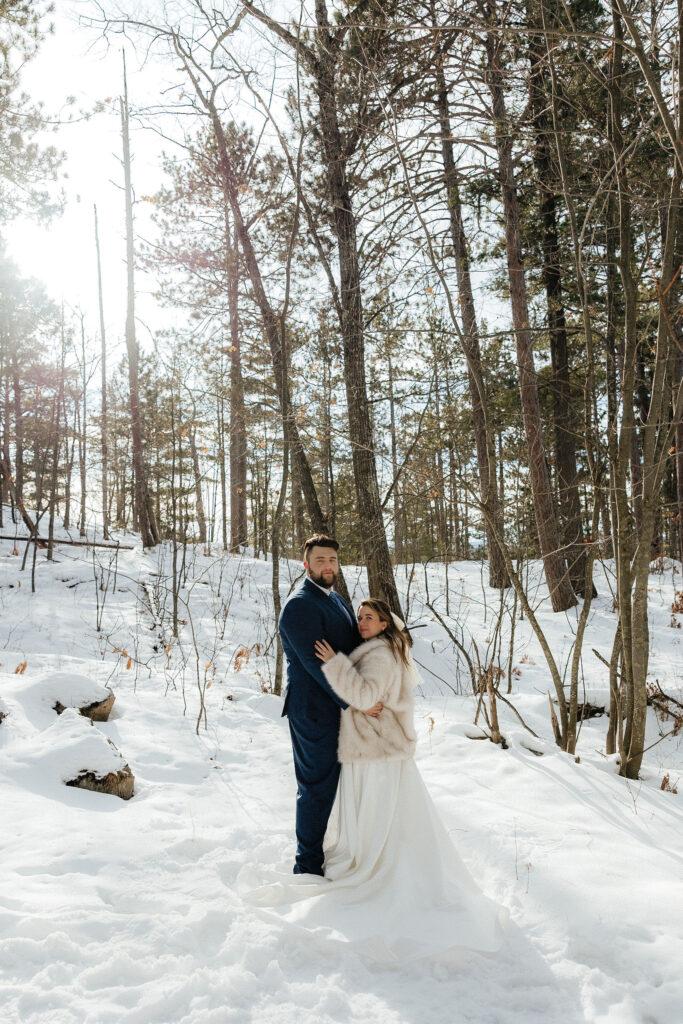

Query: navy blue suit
[279,577,361,875]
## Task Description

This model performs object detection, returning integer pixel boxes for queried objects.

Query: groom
[279,534,378,876]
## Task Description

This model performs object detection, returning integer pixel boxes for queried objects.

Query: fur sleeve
[321,644,396,709]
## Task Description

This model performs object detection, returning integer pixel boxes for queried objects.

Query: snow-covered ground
[1,520,682,1024]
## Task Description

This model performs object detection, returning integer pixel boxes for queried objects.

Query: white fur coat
[321,637,419,763]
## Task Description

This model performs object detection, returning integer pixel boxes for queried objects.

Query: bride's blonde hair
[357,598,412,666]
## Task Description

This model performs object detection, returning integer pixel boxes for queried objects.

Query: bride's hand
[360,701,383,718]
[314,639,336,663]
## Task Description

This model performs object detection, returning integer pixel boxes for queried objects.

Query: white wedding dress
[239,756,508,965]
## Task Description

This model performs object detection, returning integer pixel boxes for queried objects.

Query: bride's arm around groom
[316,632,418,764]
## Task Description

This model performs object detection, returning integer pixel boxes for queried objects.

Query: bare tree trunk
[121,55,158,549]
[433,15,507,588]
[204,6,363,603]
[203,99,330,546]
[448,441,459,558]
[607,0,683,776]
[605,190,620,561]
[189,429,207,545]
[528,18,590,595]
[630,354,645,538]
[626,189,682,778]
[94,204,110,539]
[431,360,448,555]
[48,327,66,561]
[114,412,126,527]
[483,10,575,612]
[225,218,248,551]
[62,398,74,530]
[170,390,180,637]
[1,340,28,532]
[0,454,43,542]
[291,464,306,554]
[218,389,228,551]
[609,3,639,765]
[78,313,87,537]
[272,443,289,696]
[310,4,400,614]
[0,375,5,528]
[112,405,125,527]
[47,395,60,560]
[11,359,23,506]
[318,319,337,535]
[387,354,403,564]
[676,351,683,565]
[0,353,9,527]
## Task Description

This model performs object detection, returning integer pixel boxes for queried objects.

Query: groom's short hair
[303,534,339,560]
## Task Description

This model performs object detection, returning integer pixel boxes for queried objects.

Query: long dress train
[239,757,508,964]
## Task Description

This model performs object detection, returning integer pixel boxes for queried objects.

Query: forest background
[1,0,682,782]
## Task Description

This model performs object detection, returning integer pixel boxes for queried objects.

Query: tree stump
[66,763,134,800]
[54,692,115,722]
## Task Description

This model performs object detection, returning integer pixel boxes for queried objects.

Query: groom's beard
[308,568,338,590]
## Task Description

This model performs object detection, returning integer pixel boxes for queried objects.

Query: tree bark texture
[527,22,588,595]
[483,14,576,612]
[94,204,110,539]
[433,37,508,588]
[225,218,248,552]
[311,2,401,614]
[78,316,87,538]
[234,0,393,607]
[173,71,350,597]
[121,62,159,548]
[11,360,23,505]
[271,443,289,697]
[607,1,683,776]
[676,351,683,565]
[189,429,207,545]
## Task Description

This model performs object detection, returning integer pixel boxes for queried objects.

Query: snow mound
[1,671,113,732]
[27,671,112,710]
[4,707,128,784]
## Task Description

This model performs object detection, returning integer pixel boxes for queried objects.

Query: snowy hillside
[1,529,682,1024]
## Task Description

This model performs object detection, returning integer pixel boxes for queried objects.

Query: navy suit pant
[288,716,340,876]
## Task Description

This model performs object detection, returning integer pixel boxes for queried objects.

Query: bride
[240,597,507,964]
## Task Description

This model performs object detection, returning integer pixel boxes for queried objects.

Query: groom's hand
[360,702,383,718]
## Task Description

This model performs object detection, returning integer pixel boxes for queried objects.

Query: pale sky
[5,0,509,365]
[5,1,179,356]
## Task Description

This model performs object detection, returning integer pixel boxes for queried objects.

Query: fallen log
[0,535,134,550]
[647,682,683,733]
[577,702,606,719]
[551,699,606,719]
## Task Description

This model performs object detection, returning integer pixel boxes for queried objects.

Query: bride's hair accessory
[390,612,406,631]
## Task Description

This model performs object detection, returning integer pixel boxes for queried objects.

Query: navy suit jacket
[279,577,361,727]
